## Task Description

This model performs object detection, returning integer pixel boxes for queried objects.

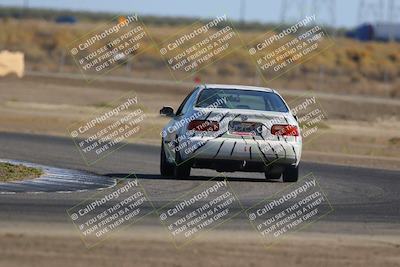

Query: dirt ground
[0,223,399,267]
[0,74,399,170]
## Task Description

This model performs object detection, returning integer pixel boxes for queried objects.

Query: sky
[0,0,392,28]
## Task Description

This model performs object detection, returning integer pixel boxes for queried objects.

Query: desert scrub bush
[388,137,400,146]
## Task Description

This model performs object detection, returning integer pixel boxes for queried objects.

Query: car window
[175,89,197,116]
[196,88,289,112]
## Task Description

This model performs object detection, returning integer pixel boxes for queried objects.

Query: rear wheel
[160,140,174,177]
[282,165,299,182]
[174,147,191,179]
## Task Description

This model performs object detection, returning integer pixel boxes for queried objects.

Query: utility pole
[387,0,400,23]
[312,0,336,27]
[280,0,309,23]
[239,0,246,25]
[23,0,29,17]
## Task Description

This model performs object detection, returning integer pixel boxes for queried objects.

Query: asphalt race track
[0,131,399,235]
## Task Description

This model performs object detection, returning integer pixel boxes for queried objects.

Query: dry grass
[1,19,400,97]
[0,162,43,182]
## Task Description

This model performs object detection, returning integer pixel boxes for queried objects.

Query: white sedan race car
[160,84,302,182]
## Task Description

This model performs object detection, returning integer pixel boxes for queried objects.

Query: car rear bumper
[192,158,295,172]
[180,136,301,166]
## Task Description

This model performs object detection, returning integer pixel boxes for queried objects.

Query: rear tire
[174,148,191,179]
[282,165,299,182]
[160,141,174,177]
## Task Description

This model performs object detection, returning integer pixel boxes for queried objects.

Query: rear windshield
[196,88,289,112]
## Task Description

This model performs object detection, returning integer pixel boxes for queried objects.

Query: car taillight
[271,124,299,136]
[188,120,219,131]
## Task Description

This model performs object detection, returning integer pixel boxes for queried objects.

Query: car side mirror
[160,106,174,117]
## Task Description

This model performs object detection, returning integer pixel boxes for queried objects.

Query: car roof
[198,84,276,93]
